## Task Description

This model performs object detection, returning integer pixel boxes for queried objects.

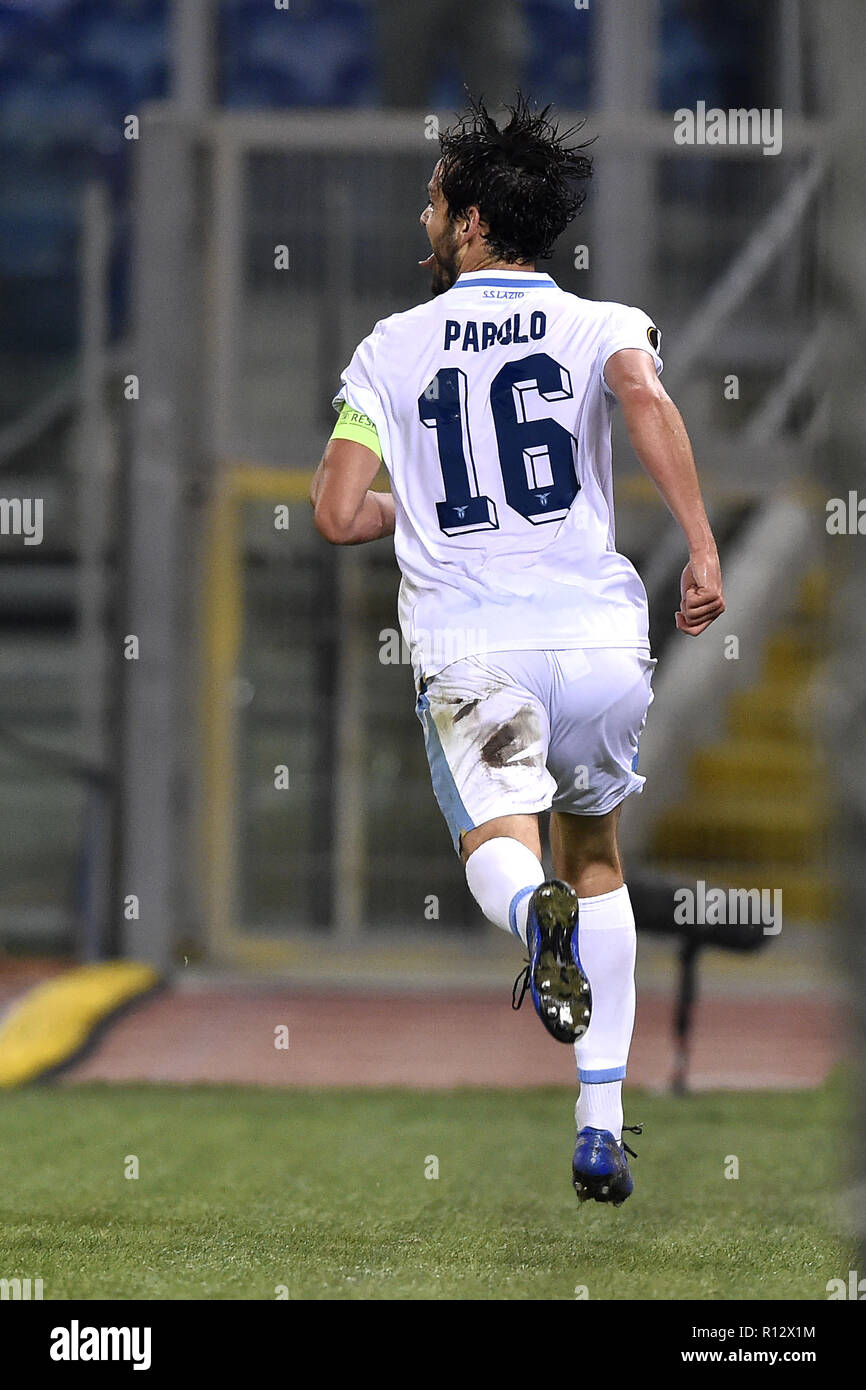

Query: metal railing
[2,105,832,963]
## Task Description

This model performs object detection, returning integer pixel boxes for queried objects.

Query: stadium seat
[65,9,168,103]
[652,570,832,923]
[222,0,375,106]
[0,6,50,62]
[0,61,125,155]
[658,0,762,110]
[221,62,304,110]
[0,197,77,279]
[63,0,166,29]
[523,0,593,108]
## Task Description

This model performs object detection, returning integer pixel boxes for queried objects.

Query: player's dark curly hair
[437,93,594,263]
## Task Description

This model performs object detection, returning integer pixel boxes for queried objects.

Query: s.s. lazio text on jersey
[444,310,547,352]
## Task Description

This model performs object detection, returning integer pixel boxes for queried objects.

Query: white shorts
[415,648,656,852]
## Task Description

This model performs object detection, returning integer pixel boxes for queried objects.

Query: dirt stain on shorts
[453,699,480,723]
[480,706,538,769]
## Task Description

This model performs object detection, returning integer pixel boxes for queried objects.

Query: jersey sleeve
[598,304,663,396]
[332,322,390,460]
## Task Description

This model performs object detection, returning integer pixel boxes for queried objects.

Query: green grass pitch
[0,1078,852,1300]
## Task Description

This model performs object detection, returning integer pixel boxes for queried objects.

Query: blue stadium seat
[0,61,125,154]
[0,179,78,277]
[222,0,369,22]
[0,8,48,61]
[222,0,374,106]
[63,0,166,29]
[221,62,302,110]
[523,0,593,108]
[63,6,167,101]
[2,0,76,14]
[659,0,760,110]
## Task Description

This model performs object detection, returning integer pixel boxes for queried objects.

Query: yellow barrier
[0,961,160,1087]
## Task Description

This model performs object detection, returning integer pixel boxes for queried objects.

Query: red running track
[59,988,845,1091]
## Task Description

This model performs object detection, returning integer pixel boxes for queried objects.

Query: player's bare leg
[461,812,542,863]
[462,813,592,1044]
[550,804,623,896]
[552,806,641,1205]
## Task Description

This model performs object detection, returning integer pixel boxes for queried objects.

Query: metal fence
[0,104,831,965]
[203,109,827,475]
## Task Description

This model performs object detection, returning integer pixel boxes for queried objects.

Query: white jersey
[333,268,663,684]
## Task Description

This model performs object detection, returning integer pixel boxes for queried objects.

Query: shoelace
[621,1123,643,1159]
[511,963,531,1011]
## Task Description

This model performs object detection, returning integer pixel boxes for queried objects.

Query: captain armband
[329,402,384,461]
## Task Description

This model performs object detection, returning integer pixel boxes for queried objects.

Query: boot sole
[530,882,592,1044]
[572,1171,632,1206]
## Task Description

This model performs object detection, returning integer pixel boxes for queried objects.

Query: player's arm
[311,438,395,544]
[604,348,725,636]
[311,404,395,545]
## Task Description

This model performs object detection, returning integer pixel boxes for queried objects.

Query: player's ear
[463,205,484,239]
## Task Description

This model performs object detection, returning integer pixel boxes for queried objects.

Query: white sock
[573,884,636,1142]
[574,1081,624,1138]
[464,837,545,946]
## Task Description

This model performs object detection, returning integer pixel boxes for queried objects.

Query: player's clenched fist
[675,555,725,636]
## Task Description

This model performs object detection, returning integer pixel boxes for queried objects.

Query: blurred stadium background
[0,0,864,1298]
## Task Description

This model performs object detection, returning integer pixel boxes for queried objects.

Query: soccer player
[311,96,725,1205]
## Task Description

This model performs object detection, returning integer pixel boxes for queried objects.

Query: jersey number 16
[418,352,581,536]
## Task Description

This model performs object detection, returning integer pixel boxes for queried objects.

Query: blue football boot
[512,880,592,1044]
[572,1125,643,1206]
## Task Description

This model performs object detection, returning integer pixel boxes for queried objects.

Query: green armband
[330,402,384,461]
